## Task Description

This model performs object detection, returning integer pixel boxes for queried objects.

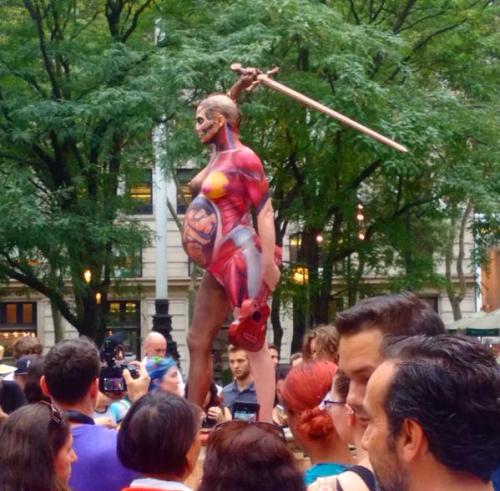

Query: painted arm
[257,198,280,291]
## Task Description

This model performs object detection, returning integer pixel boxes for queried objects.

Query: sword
[230,63,408,153]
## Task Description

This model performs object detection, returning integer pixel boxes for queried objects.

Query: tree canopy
[0,0,498,344]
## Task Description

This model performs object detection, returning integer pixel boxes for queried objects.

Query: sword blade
[257,74,408,153]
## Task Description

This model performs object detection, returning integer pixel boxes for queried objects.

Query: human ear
[40,375,51,397]
[399,419,425,463]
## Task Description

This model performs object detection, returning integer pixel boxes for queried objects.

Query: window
[289,233,303,264]
[106,301,141,359]
[0,302,38,360]
[176,168,196,214]
[0,302,37,326]
[128,169,152,214]
[417,296,439,312]
[113,249,142,278]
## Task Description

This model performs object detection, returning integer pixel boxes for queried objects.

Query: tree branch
[387,20,467,82]
[348,0,361,24]
[23,0,62,99]
[391,0,417,33]
[121,0,154,42]
[0,257,78,326]
[348,159,382,190]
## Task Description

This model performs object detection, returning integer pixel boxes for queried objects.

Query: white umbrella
[465,309,500,336]
[446,310,487,331]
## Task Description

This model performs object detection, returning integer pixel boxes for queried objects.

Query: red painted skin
[184,98,279,420]
[182,143,270,309]
[182,106,281,336]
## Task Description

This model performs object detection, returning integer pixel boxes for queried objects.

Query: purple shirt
[70,424,136,491]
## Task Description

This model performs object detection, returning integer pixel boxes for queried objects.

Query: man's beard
[374,467,409,491]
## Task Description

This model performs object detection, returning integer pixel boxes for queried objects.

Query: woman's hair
[302,325,340,363]
[0,402,71,491]
[198,422,305,491]
[118,391,200,477]
[24,355,49,403]
[198,94,241,129]
[280,360,337,440]
[145,356,177,391]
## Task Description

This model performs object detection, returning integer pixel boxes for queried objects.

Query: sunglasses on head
[38,400,63,427]
[213,420,286,442]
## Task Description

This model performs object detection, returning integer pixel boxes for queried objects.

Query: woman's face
[328,384,352,445]
[159,366,180,395]
[195,106,222,144]
[53,432,77,484]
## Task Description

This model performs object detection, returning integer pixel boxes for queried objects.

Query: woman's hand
[207,406,226,423]
[263,263,281,291]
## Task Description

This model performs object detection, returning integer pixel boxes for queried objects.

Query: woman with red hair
[280,360,354,485]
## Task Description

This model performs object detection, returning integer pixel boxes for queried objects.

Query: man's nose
[346,381,365,410]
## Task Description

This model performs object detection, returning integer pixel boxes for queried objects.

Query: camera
[98,338,139,393]
[201,416,217,429]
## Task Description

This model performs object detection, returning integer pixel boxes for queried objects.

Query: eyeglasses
[322,399,346,411]
[212,420,286,442]
[38,401,63,427]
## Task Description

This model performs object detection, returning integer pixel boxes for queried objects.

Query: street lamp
[83,269,91,284]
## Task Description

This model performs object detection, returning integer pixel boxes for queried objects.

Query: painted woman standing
[183,75,280,421]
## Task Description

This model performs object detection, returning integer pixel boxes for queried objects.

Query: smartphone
[99,365,125,393]
[232,401,260,422]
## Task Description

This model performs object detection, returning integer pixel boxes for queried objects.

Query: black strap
[66,410,95,425]
[336,466,376,491]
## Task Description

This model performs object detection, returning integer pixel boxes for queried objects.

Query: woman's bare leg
[247,341,275,422]
[187,272,230,408]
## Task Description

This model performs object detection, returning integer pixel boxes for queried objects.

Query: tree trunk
[271,291,283,351]
[50,301,64,343]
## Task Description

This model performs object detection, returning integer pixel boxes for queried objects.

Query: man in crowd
[142,331,167,361]
[362,335,500,491]
[268,343,280,368]
[3,335,43,381]
[336,292,445,427]
[221,345,257,410]
[41,337,149,491]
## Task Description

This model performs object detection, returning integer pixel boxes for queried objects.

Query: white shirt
[129,477,192,490]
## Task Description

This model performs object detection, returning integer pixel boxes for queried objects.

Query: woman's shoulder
[308,466,375,491]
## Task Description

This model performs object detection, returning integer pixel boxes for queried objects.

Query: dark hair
[24,355,49,403]
[382,335,500,482]
[184,380,221,411]
[276,365,291,382]
[199,422,305,491]
[0,403,71,491]
[44,338,100,404]
[336,292,445,337]
[118,391,200,477]
[302,325,340,362]
[268,344,279,353]
[12,336,43,359]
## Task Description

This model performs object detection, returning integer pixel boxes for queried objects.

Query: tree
[0,0,170,340]
[159,0,499,350]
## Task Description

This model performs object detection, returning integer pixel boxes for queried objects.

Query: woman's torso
[182,147,265,268]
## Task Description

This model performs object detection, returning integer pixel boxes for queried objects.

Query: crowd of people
[0,292,499,491]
